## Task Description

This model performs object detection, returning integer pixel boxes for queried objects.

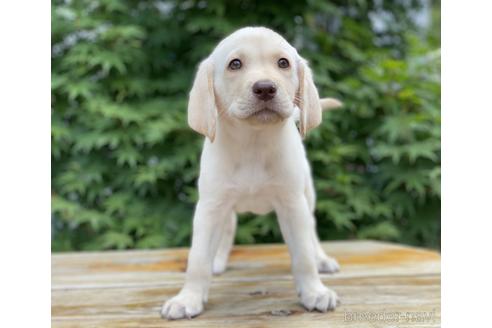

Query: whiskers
[223,92,295,122]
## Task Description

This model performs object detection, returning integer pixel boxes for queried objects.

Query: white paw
[300,285,338,312]
[161,291,204,320]
[317,256,340,274]
[212,256,227,275]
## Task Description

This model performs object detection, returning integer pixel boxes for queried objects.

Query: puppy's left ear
[295,57,322,138]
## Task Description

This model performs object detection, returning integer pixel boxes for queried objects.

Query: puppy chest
[227,163,276,214]
[229,160,275,193]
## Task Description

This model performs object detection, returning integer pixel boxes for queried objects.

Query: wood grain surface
[52,240,441,327]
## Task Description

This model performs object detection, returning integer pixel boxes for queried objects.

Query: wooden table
[52,240,441,327]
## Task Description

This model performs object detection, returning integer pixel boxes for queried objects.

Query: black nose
[252,80,277,101]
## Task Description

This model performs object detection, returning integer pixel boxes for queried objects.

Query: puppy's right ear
[188,58,217,142]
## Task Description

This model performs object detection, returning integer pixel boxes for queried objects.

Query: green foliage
[52,0,440,251]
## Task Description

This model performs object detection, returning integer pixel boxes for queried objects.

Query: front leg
[161,199,231,320]
[275,193,338,312]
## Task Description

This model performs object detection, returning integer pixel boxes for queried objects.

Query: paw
[300,285,338,312]
[161,291,204,320]
[212,256,227,275]
[317,256,340,274]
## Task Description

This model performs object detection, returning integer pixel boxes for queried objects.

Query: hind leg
[304,175,340,274]
[212,212,237,275]
[313,232,340,273]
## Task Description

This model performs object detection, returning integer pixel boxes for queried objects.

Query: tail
[293,97,343,122]
[320,97,343,111]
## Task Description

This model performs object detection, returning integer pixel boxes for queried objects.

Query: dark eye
[278,58,290,69]
[228,59,242,70]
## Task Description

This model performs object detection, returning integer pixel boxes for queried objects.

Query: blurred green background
[51,0,440,252]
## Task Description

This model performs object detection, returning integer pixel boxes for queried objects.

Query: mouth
[251,107,277,116]
[248,108,282,123]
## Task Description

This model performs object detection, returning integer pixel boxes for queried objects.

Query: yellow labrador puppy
[162,26,342,320]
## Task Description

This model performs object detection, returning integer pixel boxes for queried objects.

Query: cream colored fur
[162,27,341,320]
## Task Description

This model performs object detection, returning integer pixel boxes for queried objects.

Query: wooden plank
[52,241,440,289]
[52,241,441,327]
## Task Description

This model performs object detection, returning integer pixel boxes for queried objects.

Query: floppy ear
[295,58,322,137]
[188,58,217,142]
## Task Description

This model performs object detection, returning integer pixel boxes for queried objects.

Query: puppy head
[188,27,322,141]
